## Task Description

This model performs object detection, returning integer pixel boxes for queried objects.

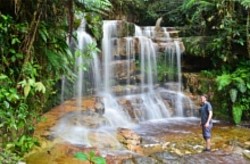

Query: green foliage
[76,0,112,15]
[181,0,250,124]
[135,0,184,26]
[75,0,112,40]
[0,0,110,162]
[232,103,243,125]
[0,149,23,164]
[182,0,248,66]
[0,73,40,155]
[216,61,250,124]
[236,0,250,9]
[74,151,106,164]
[156,53,177,83]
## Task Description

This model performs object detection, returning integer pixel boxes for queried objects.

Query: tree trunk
[18,0,44,80]
[247,9,250,59]
[67,0,74,44]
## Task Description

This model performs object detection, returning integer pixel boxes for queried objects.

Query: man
[200,94,213,152]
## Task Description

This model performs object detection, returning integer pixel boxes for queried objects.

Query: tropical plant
[182,0,248,64]
[216,61,250,124]
[181,0,250,124]
[74,151,106,164]
[0,0,112,161]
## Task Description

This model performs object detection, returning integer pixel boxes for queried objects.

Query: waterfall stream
[54,20,195,147]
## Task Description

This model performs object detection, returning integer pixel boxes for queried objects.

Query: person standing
[200,94,213,152]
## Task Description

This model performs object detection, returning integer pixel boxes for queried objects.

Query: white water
[75,25,94,107]
[55,20,195,147]
[174,40,184,116]
[102,20,117,93]
[73,20,190,121]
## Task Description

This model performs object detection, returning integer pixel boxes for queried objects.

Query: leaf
[88,151,95,158]
[216,74,232,90]
[237,82,247,93]
[3,101,10,108]
[28,78,35,86]
[93,156,106,164]
[232,103,243,125]
[229,88,238,103]
[74,152,88,161]
[241,0,250,9]
[24,84,31,98]
[247,83,250,89]
[0,74,8,80]
[34,82,46,93]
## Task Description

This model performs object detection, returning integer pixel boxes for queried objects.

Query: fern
[76,0,112,15]
[182,0,215,11]
[237,0,250,9]
[216,74,232,90]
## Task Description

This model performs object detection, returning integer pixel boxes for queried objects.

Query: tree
[0,0,111,161]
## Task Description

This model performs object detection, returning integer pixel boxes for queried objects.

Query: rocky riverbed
[25,98,250,164]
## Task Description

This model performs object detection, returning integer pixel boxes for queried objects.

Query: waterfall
[174,41,184,116]
[137,36,157,92]
[75,22,100,108]
[125,37,134,90]
[54,20,196,147]
[163,40,184,116]
[102,20,117,93]
[135,25,143,36]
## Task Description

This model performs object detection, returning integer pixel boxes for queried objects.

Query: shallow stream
[25,98,250,164]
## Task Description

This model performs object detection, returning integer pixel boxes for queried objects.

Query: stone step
[156,40,185,53]
[110,85,157,96]
[168,30,180,38]
[152,37,182,43]
[154,31,179,38]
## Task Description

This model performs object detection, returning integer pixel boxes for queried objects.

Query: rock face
[117,128,143,153]
[102,20,185,96]
[56,110,107,129]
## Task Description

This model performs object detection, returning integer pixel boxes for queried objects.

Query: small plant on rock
[74,150,106,164]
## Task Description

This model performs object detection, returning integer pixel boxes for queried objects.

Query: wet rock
[243,150,250,159]
[129,156,158,164]
[56,110,108,129]
[117,98,146,121]
[111,60,136,79]
[116,20,135,37]
[94,97,105,115]
[150,152,181,164]
[117,128,143,154]
[141,143,165,155]
[244,141,250,149]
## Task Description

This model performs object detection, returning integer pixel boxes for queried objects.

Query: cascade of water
[163,27,170,38]
[102,21,117,93]
[101,93,135,128]
[175,41,182,92]
[125,37,134,90]
[54,20,196,147]
[174,41,184,116]
[141,26,155,37]
[137,37,157,92]
[100,21,136,127]
[135,25,143,36]
[92,53,102,92]
[61,75,65,103]
[75,29,92,107]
